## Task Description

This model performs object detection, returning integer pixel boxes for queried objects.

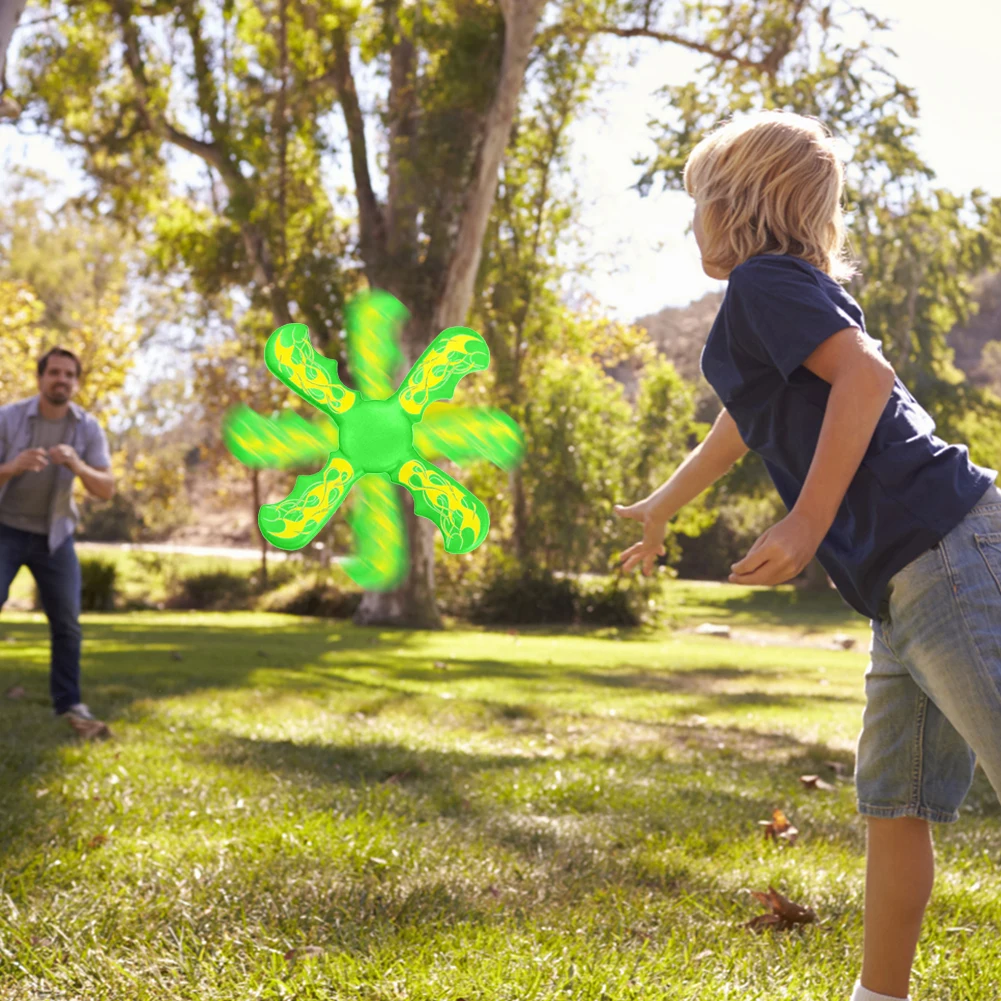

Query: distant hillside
[634,289,726,384]
[949,270,1001,388]
[623,270,1001,402]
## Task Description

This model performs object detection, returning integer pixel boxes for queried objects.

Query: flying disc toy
[222,290,524,591]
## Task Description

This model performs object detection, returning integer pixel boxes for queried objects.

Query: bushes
[159,563,362,617]
[472,565,577,626]
[257,575,362,618]
[80,558,118,611]
[469,559,663,628]
[163,570,252,611]
[32,556,119,612]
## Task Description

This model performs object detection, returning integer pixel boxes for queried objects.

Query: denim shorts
[855,482,1001,823]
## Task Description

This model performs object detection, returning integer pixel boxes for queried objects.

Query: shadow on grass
[0,614,428,708]
[671,585,858,629]
[0,610,864,880]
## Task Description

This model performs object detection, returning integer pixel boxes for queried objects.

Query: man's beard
[44,387,70,403]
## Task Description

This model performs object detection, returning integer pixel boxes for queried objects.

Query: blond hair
[683,110,859,283]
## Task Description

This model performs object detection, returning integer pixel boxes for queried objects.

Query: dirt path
[77,541,290,562]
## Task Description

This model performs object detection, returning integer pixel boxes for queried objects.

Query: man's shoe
[61,704,112,740]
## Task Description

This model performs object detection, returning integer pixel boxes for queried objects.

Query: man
[0,347,116,739]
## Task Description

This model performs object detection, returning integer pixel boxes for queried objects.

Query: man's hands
[7,446,83,475]
[8,448,50,474]
[48,444,82,473]
[614,498,667,577]
[728,510,826,586]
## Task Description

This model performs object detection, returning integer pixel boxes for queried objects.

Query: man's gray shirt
[0,397,112,552]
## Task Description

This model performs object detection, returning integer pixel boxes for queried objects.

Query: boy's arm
[645,407,749,522]
[729,326,895,585]
[617,408,748,576]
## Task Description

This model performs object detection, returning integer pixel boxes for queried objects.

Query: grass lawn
[1,582,999,1000]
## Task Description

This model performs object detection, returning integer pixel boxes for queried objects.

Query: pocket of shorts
[975,533,1001,595]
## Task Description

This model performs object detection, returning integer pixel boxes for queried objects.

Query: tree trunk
[0,0,26,118]
[251,468,268,589]
[511,463,528,565]
[433,0,548,332]
[353,312,443,629]
[354,0,546,629]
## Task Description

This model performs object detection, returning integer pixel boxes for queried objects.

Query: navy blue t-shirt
[700,252,997,620]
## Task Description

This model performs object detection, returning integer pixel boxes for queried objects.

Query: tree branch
[434,0,548,330]
[111,0,234,182]
[385,12,419,268]
[594,25,759,69]
[540,0,810,79]
[112,0,290,326]
[331,25,386,275]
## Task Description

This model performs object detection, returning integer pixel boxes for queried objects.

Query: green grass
[1,584,998,1000]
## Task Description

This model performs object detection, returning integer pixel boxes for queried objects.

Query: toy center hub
[336,398,414,473]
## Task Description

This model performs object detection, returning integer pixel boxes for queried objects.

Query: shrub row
[42,553,664,628]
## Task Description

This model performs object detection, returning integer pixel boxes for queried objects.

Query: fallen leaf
[507,629,519,636]
[745,886,817,932]
[486,884,501,898]
[758,808,799,845]
[284,945,324,962]
[36,789,49,798]
[383,771,412,785]
[745,913,782,932]
[87,834,108,849]
[5,684,25,700]
[171,651,183,661]
[800,774,836,791]
[433,660,448,670]
[30,937,55,948]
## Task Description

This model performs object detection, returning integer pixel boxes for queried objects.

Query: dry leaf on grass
[800,774,836,791]
[87,834,108,850]
[5,684,25,700]
[759,808,798,845]
[745,886,817,932]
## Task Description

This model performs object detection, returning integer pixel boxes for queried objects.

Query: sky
[566,0,1001,317]
[2,0,1000,323]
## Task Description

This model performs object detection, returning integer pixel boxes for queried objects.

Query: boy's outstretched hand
[614,499,667,577]
[729,510,825,585]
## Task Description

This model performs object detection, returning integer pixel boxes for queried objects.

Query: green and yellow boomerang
[222,290,525,591]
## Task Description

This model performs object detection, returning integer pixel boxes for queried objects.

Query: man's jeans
[0,523,82,714]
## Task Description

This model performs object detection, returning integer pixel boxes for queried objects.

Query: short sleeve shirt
[700,253,997,620]
[0,397,112,552]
